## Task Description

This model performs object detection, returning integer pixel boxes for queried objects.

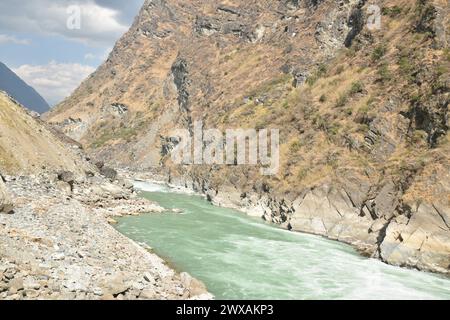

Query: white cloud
[0,34,30,45]
[13,61,96,106]
[84,53,96,60]
[84,47,112,61]
[0,0,129,46]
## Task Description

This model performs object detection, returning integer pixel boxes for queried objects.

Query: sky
[0,0,144,106]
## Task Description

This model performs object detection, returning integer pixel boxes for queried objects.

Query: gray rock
[103,274,130,296]
[56,181,72,194]
[380,203,450,274]
[100,167,118,181]
[8,277,24,294]
[0,177,13,214]
[139,288,156,299]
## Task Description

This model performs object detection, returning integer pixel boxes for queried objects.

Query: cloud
[84,47,112,61]
[13,61,96,106]
[0,34,30,45]
[0,0,138,46]
[84,53,96,60]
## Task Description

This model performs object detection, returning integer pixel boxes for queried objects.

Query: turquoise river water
[115,182,450,300]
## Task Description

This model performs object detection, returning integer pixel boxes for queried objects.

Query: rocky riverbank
[122,169,450,276]
[0,173,212,300]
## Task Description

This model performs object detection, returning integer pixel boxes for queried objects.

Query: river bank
[116,184,450,299]
[121,169,450,276]
[0,173,212,300]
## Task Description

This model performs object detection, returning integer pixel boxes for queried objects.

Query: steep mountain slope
[0,62,49,114]
[46,0,362,155]
[0,91,92,176]
[46,0,449,273]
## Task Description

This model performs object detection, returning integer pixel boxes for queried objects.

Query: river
[115,182,450,300]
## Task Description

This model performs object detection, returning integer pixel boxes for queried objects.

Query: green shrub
[313,114,327,130]
[377,63,392,82]
[318,64,327,77]
[319,94,327,103]
[372,45,387,62]
[306,75,318,86]
[290,140,302,153]
[398,56,414,77]
[444,48,450,62]
[297,168,309,180]
[306,64,328,86]
[349,81,364,95]
[335,93,348,108]
[410,93,421,104]
[382,6,402,17]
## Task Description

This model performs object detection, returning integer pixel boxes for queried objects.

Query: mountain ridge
[0,62,49,114]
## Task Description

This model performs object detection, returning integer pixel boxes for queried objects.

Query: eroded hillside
[0,91,93,176]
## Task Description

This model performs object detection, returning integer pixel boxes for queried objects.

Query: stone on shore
[0,175,212,300]
[0,176,13,214]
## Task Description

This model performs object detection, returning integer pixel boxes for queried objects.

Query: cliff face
[46,0,449,274]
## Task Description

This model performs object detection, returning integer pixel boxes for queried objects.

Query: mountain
[0,91,92,176]
[0,62,49,114]
[46,0,450,274]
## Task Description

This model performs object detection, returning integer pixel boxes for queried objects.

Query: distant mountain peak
[0,61,49,114]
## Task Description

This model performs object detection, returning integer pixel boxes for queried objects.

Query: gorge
[46,0,449,275]
[0,0,449,300]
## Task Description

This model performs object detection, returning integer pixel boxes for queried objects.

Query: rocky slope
[0,91,211,299]
[0,91,94,177]
[0,175,210,300]
[46,0,449,274]
[0,62,49,114]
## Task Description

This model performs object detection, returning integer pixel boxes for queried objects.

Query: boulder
[95,161,104,170]
[117,178,134,190]
[57,171,75,185]
[102,273,130,296]
[180,272,208,297]
[91,183,129,200]
[100,167,118,181]
[56,181,72,194]
[379,203,450,274]
[0,177,13,214]
[139,288,156,299]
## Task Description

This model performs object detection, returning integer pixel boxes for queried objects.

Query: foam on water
[116,187,450,300]
[132,180,169,193]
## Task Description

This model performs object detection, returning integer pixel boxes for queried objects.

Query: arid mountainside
[46,0,364,161]
[46,0,449,274]
[0,91,93,176]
